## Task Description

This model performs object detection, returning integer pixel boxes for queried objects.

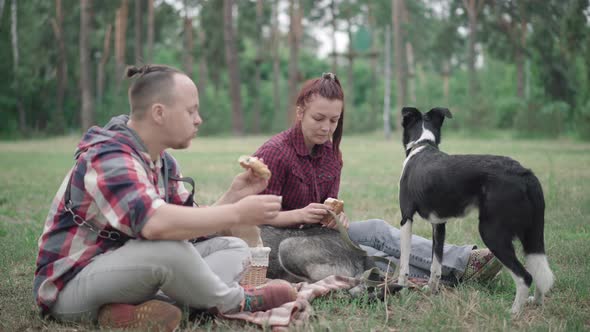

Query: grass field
[1,133,589,331]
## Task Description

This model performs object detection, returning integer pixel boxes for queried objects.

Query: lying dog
[397,107,554,314]
[260,225,375,283]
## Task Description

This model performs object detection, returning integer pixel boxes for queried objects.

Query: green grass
[1,133,590,331]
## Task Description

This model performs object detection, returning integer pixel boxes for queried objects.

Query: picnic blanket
[221,275,429,331]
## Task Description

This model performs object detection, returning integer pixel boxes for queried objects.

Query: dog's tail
[524,174,554,294]
[277,244,312,283]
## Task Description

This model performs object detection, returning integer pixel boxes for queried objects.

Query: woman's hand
[298,203,330,224]
[322,211,349,230]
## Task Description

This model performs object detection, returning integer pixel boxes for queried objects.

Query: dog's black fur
[260,225,375,283]
[398,107,554,314]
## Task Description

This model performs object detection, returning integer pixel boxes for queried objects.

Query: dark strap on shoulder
[162,155,197,207]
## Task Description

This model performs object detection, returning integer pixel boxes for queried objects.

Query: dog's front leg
[398,218,413,286]
[428,223,445,293]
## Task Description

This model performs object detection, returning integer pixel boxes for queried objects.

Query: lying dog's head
[401,107,452,155]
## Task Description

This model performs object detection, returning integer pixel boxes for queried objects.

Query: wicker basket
[240,247,271,287]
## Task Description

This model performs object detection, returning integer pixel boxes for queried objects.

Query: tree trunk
[516,16,526,98]
[271,0,281,124]
[0,0,6,27]
[392,0,406,130]
[134,0,143,63]
[183,0,193,78]
[223,0,243,135]
[146,0,154,62]
[252,0,263,133]
[406,42,416,104]
[368,3,378,117]
[97,24,112,104]
[330,0,338,72]
[80,0,94,131]
[114,0,128,91]
[383,25,392,140]
[51,0,67,133]
[400,0,415,105]
[11,0,25,133]
[287,0,302,124]
[183,17,193,78]
[346,8,354,111]
[462,0,481,99]
[197,29,208,93]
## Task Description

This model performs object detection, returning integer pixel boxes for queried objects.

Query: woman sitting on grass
[252,72,503,285]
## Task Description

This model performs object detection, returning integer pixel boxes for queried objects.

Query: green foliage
[514,101,569,138]
[0,0,589,140]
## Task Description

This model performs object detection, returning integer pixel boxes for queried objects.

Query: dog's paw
[397,275,408,287]
[427,279,440,294]
[423,284,439,295]
[510,303,525,316]
[527,295,543,306]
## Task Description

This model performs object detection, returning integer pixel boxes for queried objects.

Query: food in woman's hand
[322,197,344,223]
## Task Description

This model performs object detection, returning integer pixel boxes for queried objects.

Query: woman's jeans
[348,219,474,284]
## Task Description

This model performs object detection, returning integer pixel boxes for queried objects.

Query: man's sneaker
[242,280,298,312]
[97,299,181,331]
[460,249,503,283]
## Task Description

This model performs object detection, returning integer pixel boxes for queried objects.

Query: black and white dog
[398,107,554,314]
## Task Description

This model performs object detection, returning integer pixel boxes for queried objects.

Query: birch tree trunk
[11,0,26,133]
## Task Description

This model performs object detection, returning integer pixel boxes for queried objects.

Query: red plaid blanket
[221,275,428,331]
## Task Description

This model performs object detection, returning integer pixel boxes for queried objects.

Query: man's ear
[425,107,452,128]
[151,103,165,125]
[401,107,422,128]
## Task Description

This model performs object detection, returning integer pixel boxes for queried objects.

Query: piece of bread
[238,155,271,179]
[322,197,344,223]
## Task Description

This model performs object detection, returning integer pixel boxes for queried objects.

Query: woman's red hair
[295,73,345,162]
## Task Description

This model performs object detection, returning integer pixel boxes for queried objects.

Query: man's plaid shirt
[254,123,342,213]
[33,116,190,314]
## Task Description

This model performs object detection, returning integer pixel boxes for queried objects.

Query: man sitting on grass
[33,64,297,331]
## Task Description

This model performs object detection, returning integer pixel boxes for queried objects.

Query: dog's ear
[425,107,452,127]
[401,107,422,128]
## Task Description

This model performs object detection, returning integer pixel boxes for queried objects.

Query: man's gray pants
[50,237,250,322]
